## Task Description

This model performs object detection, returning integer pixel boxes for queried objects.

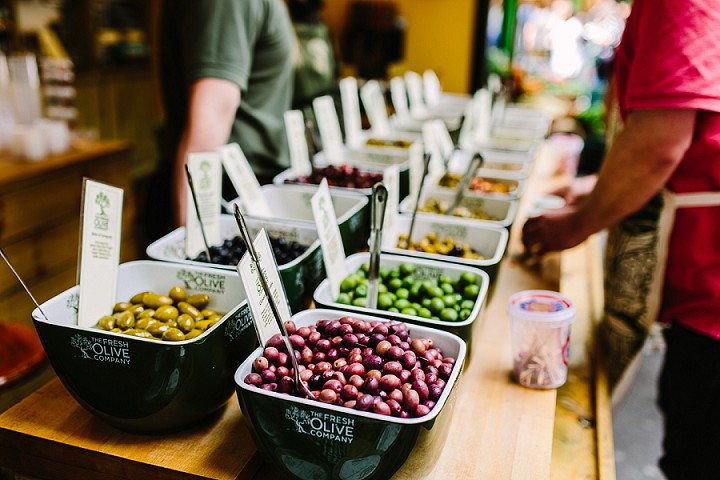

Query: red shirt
[615,0,720,338]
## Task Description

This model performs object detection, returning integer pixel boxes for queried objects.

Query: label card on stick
[430,119,454,161]
[77,179,123,327]
[423,69,442,107]
[408,143,425,207]
[360,80,391,136]
[473,89,492,144]
[381,164,400,249]
[219,143,272,217]
[185,152,222,258]
[340,77,363,148]
[404,71,426,117]
[311,179,348,300]
[390,77,409,121]
[312,95,345,165]
[422,121,445,174]
[284,110,312,177]
[237,229,292,347]
[458,100,476,150]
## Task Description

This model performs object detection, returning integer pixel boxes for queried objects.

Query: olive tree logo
[94,192,110,230]
[285,406,312,434]
[198,159,212,189]
[70,334,93,359]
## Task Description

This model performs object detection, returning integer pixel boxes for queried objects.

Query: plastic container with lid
[507,290,576,389]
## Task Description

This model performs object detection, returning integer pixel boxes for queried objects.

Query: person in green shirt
[146,0,294,241]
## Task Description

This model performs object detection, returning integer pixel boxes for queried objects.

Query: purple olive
[253,356,269,372]
[283,321,296,335]
[387,346,404,361]
[244,373,262,386]
[260,383,278,392]
[379,374,401,392]
[260,369,276,384]
[263,347,279,364]
[401,351,417,370]
[363,376,380,395]
[438,363,454,380]
[373,401,391,416]
[403,389,420,412]
[316,338,331,353]
[383,361,403,376]
[341,384,359,401]
[428,383,443,401]
[363,354,383,370]
[399,369,411,383]
[278,376,295,394]
[355,394,374,411]
[319,389,337,404]
[386,399,403,416]
[413,380,429,403]
[414,404,431,417]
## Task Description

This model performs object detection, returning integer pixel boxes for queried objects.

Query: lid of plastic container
[507,290,576,327]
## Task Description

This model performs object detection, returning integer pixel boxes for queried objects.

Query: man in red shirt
[523,1,720,478]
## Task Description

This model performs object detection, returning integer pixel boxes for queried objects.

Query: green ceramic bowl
[31,261,256,433]
[146,215,324,312]
[234,309,466,480]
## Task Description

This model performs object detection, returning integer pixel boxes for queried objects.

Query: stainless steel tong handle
[445,152,484,216]
[366,183,388,310]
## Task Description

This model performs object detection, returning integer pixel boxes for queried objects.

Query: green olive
[146,322,170,337]
[200,308,218,318]
[110,327,122,333]
[114,311,135,330]
[135,317,159,331]
[97,315,116,330]
[154,305,179,321]
[142,292,174,309]
[184,329,203,340]
[195,319,217,332]
[176,314,195,333]
[177,301,202,321]
[169,286,187,303]
[187,293,210,310]
[131,330,154,339]
[113,302,132,313]
[130,291,149,304]
[138,309,155,319]
[162,328,185,342]
[127,304,145,316]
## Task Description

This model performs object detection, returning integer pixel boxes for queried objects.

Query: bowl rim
[313,252,489,329]
[234,308,466,425]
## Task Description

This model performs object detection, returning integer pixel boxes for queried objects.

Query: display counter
[0,143,615,479]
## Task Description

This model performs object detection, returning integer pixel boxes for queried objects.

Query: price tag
[237,229,292,346]
[313,95,345,164]
[404,71,427,117]
[408,143,424,209]
[423,69,442,107]
[473,88,492,144]
[422,121,445,174]
[340,77,363,148]
[185,152,222,258]
[381,164,400,249]
[77,179,123,327]
[219,143,272,217]
[458,99,476,150]
[311,179,347,299]
[390,77,409,121]
[360,80,391,136]
[284,110,312,177]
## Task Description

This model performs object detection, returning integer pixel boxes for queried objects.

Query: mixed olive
[438,172,513,194]
[95,287,224,342]
[418,198,498,220]
[397,232,485,260]
[284,164,383,189]
[336,262,480,322]
[191,235,308,266]
[365,137,413,149]
[243,317,458,418]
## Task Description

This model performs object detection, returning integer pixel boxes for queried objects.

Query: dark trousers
[658,323,720,480]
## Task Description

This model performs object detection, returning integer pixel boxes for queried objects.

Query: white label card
[360,80,391,136]
[340,77,363,149]
[458,99,476,150]
[237,229,292,346]
[431,119,454,160]
[77,179,123,327]
[381,165,400,249]
[185,152,222,258]
[219,143,272,217]
[284,110,312,177]
[473,89,492,144]
[390,77,409,121]
[408,143,424,210]
[311,179,347,299]
[404,71,426,117]
[422,121,445,174]
[423,69,442,107]
[312,95,345,165]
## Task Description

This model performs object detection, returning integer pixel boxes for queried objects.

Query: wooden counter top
[0,140,131,189]
[0,143,614,479]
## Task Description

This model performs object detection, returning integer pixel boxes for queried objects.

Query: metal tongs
[445,152,484,216]
[233,204,315,400]
[1,248,50,321]
[404,152,432,251]
[366,183,388,310]
[185,164,213,262]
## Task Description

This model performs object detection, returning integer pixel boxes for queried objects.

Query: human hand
[521,207,589,256]
[549,174,598,206]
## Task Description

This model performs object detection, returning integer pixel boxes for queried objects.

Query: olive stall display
[242,316,459,418]
[283,164,383,189]
[95,287,224,342]
[396,232,485,260]
[336,263,480,322]
[189,235,308,266]
[365,137,413,149]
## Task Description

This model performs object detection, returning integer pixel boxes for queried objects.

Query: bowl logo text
[285,406,354,443]
[70,334,131,365]
[176,270,226,294]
